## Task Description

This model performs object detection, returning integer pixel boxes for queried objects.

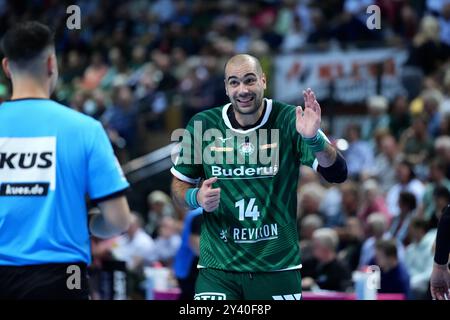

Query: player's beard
[231,92,263,115]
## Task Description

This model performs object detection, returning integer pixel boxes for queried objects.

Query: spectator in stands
[281,15,307,53]
[154,216,182,267]
[174,208,203,300]
[145,190,176,238]
[100,47,130,90]
[407,15,450,75]
[429,185,450,229]
[322,180,360,231]
[369,134,403,194]
[81,51,108,90]
[359,213,388,268]
[88,89,108,120]
[441,69,450,115]
[101,85,139,160]
[359,213,406,269]
[298,214,324,279]
[111,212,156,271]
[111,212,156,299]
[420,158,450,221]
[405,217,436,299]
[389,94,412,141]
[434,136,450,180]
[375,239,410,297]
[422,89,443,138]
[302,228,352,292]
[297,182,326,219]
[343,123,374,180]
[386,160,425,217]
[339,181,360,221]
[358,179,391,226]
[362,95,390,143]
[333,0,381,44]
[61,50,84,84]
[399,115,434,172]
[320,183,344,228]
[337,217,364,272]
[389,191,417,246]
[439,2,450,44]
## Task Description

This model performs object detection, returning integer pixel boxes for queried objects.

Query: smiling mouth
[237,96,254,104]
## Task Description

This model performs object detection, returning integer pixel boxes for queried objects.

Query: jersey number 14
[235,198,260,221]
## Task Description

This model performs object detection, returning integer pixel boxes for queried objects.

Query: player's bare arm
[171,177,221,212]
[171,177,194,211]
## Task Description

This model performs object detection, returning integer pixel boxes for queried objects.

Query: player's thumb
[296,106,303,118]
[203,177,218,188]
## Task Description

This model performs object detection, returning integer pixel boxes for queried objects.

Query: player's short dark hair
[375,239,398,259]
[1,21,54,64]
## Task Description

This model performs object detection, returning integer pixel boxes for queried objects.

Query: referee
[0,22,131,299]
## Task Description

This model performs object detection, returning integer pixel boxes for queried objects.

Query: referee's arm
[89,195,131,239]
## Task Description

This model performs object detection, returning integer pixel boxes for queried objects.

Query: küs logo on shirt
[0,137,56,196]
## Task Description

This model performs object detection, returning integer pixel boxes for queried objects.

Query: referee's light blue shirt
[0,99,129,266]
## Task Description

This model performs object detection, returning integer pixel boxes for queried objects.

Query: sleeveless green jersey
[172,99,321,272]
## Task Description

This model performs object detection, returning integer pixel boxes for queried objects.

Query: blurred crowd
[0,0,449,162]
[0,0,450,299]
[297,88,450,299]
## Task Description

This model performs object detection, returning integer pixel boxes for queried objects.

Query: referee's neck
[9,75,51,100]
[10,86,50,100]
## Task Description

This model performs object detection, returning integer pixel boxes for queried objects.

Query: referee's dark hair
[1,21,54,66]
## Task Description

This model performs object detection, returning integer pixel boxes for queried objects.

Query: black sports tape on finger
[317,152,347,183]
[434,204,450,265]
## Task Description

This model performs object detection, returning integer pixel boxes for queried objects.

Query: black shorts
[0,262,89,300]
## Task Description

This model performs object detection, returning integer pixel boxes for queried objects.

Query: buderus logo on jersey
[211,165,278,179]
[0,137,56,196]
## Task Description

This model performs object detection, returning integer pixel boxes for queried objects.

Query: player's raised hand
[296,88,321,138]
[197,177,221,212]
[430,263,450,300]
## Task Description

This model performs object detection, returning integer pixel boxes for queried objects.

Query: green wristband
[303,132,326,153]
[185,188,200,209]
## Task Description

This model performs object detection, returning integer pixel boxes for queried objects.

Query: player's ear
[262,73,267,90]
[47,52,57,77]
[224,79,229,96]
[2,58,11,79]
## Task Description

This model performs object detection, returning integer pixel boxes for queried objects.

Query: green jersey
[172,99,321,272]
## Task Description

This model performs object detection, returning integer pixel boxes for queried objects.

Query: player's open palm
[296,88,321,138]
[198,177,221,212]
